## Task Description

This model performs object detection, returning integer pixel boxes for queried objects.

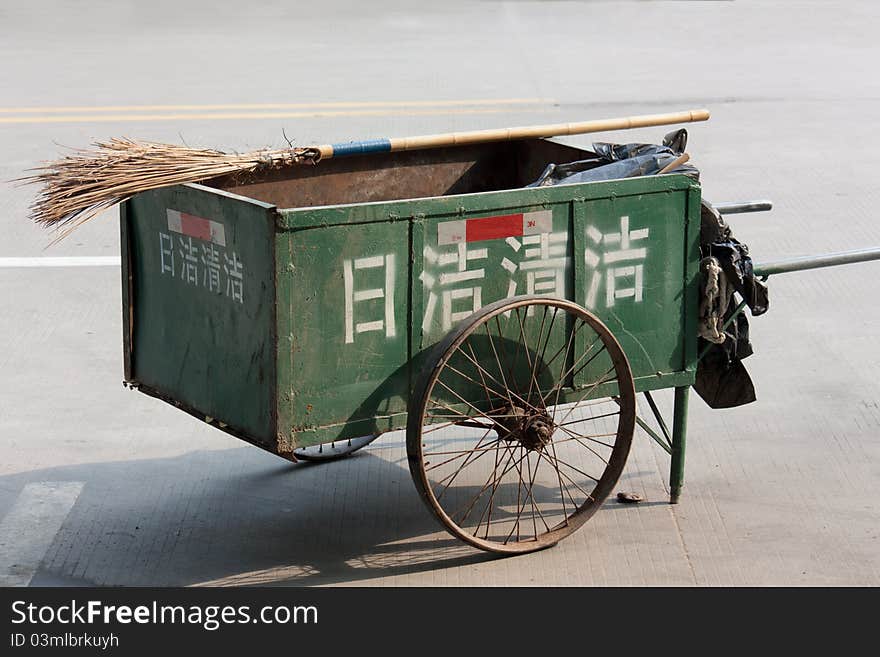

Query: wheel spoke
[542,336,605,409]
[426,410,523,421]
[504,449,550,543]
[425,398,495,429]
[534,305,555,380]
[525,453,541,539]
[473,435,515,538]
[420,420,456,434]
[533,314,590,384]
[553,424,610,465]
[424,438,505,471]
[466,340,501,415]
[547,435,568,523]
[484,321,516,411]
[527,452,553,534]
[457,339,540,413]
[543,453,596,504]
[443,360,534,415]
[542,449,601,483]
[452,444,525,524]
[496,313,527,409]
[557,409,620,427]
[433,378,506,428]
[434,426,495,497]
[553,366,617,427]
[549,317,582,412]
[525,305,550,406]
[552,431,617,449]
[514,306,539,408]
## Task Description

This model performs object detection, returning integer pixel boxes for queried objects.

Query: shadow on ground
[1,441,497,587]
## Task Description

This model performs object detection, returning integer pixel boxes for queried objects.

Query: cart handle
[714,200,773,215]
[698,246,880,362]
[753,247,880,278]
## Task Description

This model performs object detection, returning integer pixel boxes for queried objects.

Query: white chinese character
[224,252,244,303]
[343,254,396,344]
[178,236,199,286]
[584,215,649,309]
[500,231,570,315]
[159,232,174,276]
[201,243,222,293]
[421,243,487,332]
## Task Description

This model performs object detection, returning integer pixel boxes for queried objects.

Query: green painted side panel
[122,173,698,453]
[125,184,279,448]
[279,175,700,447]
[572,191,692,388]
[287,220,411,445]
[417,203,573,347]
[279,174,693,230]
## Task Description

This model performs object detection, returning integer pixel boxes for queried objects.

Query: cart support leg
[670,386,690,504]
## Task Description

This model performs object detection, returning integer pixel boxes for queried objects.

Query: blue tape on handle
[330,139,392,157]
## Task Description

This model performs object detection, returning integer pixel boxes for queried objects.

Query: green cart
[119,137,880,554]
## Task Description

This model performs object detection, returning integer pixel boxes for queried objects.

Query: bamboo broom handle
[314,108,709,159]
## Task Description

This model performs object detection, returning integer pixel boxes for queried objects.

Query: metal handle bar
[714,200,773,215]
[699,247,880,362]
[753,247,880,278]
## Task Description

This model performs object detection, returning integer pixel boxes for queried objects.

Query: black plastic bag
[527,129,699,187]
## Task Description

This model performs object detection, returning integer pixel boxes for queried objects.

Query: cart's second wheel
[293,434,379,462]
[407,296,635,554]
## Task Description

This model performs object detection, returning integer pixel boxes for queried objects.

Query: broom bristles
[19,138,319,240]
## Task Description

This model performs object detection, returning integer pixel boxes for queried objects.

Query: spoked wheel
[293,434,379,462]
[407,296,635,554]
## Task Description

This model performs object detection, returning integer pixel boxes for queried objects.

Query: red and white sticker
[437,210,552,246]
[166,209,227,247]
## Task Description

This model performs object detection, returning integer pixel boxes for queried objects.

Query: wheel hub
[494,405,555,451]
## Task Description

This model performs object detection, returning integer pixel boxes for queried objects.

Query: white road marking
[0,97,552,114]
[0,257,120,268]
[0,481,84,587]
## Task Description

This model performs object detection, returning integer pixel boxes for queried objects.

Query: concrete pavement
[1,0,878,586]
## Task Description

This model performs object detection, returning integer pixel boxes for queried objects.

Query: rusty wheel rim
[407,296,635,554]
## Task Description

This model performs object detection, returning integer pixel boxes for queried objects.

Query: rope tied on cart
[698,256,731,344]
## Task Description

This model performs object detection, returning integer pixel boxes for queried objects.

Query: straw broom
[21,138,320,239]
[21,109,709,238]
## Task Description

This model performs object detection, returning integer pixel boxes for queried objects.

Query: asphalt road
[1,0,879,586]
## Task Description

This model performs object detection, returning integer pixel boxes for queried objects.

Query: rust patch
[275,431,298,462]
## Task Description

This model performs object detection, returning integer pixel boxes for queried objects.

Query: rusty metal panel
[206,139,588,210]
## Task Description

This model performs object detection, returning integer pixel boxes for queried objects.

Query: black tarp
[527,128,698,187]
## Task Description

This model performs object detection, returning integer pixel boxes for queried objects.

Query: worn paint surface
[124,184,278,450]
[123,171,699,454]
[289,220,411,444]
[282,174,699,447]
